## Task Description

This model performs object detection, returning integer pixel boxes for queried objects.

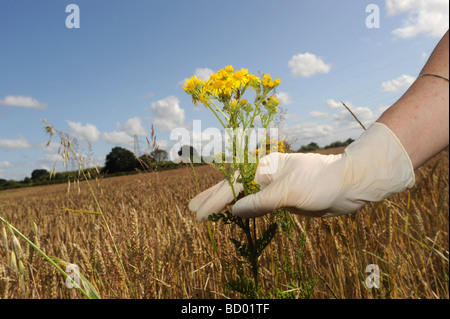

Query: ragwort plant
[184,66,292,297]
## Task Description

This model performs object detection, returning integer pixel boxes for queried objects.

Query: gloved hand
[189,122,415,220]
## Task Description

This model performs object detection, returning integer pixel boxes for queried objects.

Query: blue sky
[0,0,448,180]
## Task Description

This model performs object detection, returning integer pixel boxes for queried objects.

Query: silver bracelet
[418,73,449,83]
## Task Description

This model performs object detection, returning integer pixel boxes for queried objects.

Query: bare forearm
[377,30,449,169]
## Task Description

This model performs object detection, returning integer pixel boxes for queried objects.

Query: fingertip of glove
[232,196,258,218]
[196,213,207,222]
[188,197,200,212]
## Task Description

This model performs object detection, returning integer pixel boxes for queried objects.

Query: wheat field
[0,148,448,299]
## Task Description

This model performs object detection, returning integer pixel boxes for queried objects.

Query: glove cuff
[338,122,415,212]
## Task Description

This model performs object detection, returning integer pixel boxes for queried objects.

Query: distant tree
[31,169,50,180]
[150,149,168,162]
[138,154,154,169]
[324,139,355,149]
[1,180,20,189]
[298,142,320,152]
[178,145,200,163]
[0,179,7,186]
[103,147,139,174]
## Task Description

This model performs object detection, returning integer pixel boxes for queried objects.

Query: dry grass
[0,148,448,299]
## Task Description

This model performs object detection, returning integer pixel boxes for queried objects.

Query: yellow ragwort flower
[225,65,234,73]
[223,79,235,96]
[262,74,272,87]
[247,180,260,193]
[218,68,230,80]
[277,141,285,153]
[183,75,203,93]
[248,74,260,82]
[232,68,249,88]
[261,139,286,154]
[209,73,218,81]
[210,79,224,96]
[268,96,280,105]
[247,74,261,90]
[199,92,209,104]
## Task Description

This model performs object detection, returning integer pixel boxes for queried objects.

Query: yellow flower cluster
[183,65,281,105]
[254,140,286,156]
[261,73,281,88]
[277,140,286,153]
[246,180,260,194]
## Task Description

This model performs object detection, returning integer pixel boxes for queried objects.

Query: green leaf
[256,222,278,257]
[207,222,218,254]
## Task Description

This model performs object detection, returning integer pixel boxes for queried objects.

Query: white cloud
[179,67,214,86]
[42,152,63,165]
[0,95,48,109]
[156,140,169,150]
[282,122,334,140]
[194,68,214,81]
[278,99,392,149]
[309,111,329,119]
[288,53,332,78]
[386,0,449,38]
[67,121,100,143]
[333,105,375,128]
[35,145,69,174]
[0,161,13,169]
[150,96,186,131]
[282,112,300,121]
[153,118,181,132]
[122,117,147,137]
[325,99,343,110]
[101,117,147,147]
[381,74,415,92]
[0,137,32,150]
[102,131,134,146]
[275,91,293,105]
[95,155,106,167]
[325,99,379,127]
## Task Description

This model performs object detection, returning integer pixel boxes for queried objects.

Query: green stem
[241,218,258,287]
[209,100,230,126]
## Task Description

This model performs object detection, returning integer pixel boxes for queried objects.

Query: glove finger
[232,181,283,218]
[193,179,244,221]
[188,181,225,212]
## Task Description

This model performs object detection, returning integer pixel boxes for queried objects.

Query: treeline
[1,139,355,191]
[297,138,354,152]
[0,168,101,190]
[0,146,199,191]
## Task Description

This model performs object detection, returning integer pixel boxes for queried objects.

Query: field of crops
[0,147,448,299]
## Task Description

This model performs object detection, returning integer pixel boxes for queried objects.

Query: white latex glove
[189,123,415,220]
